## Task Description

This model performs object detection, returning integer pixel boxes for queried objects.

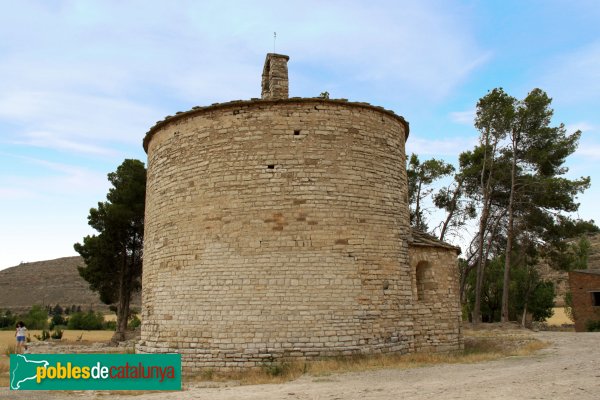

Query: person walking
[15,321,27,354]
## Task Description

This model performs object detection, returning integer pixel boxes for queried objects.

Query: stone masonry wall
[408,245,463,352]
[140,99,415,371]
[261,53,289,100]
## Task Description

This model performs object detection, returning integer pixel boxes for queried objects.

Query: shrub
[23,305,48,330]
[51,328,63,340]
[51,304,64,316]
[564,291,575,323]
[0,309,16,329]
[129,315,141,330]
[49,314,67,330]
[260,356,292,377]
[34,330,50,341]
[67,311,104,330]
[103,320,117,330]
[585,320,600,332]
[261,361,288,376]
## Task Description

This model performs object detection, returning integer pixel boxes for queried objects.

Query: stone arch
[415,261,435,302]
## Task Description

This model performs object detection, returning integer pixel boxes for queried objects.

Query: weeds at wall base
[187,336,548,386]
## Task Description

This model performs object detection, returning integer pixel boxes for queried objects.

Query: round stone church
[138,54,462,372]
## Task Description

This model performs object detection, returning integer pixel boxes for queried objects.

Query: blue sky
[1,0,598,270]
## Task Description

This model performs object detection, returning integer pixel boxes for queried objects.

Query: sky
[1,0,599,270]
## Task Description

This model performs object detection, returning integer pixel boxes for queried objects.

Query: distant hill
[588,232,600,270]
[0,257,140,314]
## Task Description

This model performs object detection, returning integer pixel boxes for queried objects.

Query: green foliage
[64,304,81,315]
[49,314,67,330]
[511,265,555,322]
[23,305,48,330]
[546,230,597,271]
[67,311,105,330]
[465,257,503,322]
[407,153,455,232]
[34,329,51,341]
[474,88,513,144]
[74,159,146,337]
[33,328,63,341]
[564,291,575,323]
[103,320,117,330]
[51,304,64,316]
[0,309,16,329]
[459,87,592,323]
[50,328,63,340]
[261,359,291,376]
[433,174,477,241]
[465,255,555,323]
[585,320,600,332]
[129,314,141,330]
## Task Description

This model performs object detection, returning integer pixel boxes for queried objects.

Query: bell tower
[261,53,289,100]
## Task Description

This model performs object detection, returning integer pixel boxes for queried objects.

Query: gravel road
[3,331,598,400]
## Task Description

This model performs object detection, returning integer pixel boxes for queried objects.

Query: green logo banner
[10,354,181,390]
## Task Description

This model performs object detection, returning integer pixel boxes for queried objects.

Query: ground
[1,328,598,400]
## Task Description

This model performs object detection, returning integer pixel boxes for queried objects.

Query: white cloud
[279,1,491,101]
[0,154,110,200]
[574,144,600,160]
[538,41,600,103]
[563,122,599,160]
[12,131,119,156]
[0,187,35,200]
[0,1,491,163]
[450,110,476,125]
[565,122,595,134]
[406,135,478,157]
[0,90,165,159]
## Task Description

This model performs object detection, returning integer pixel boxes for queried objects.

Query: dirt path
[2,332,599,400]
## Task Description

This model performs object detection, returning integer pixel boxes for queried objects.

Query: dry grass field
[0,330,114,387]
[0,330,114,355]
[0,356,7,388]
[546,307,572,326]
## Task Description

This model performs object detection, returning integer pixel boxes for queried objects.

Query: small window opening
[592,292,600,307]
[294,130,301,136]
[267,164,275,169]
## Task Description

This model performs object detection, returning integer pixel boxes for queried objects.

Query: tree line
[0,305,123,331]
[408,87,597,324]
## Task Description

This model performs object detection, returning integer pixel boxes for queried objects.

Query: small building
[568,270,600,332]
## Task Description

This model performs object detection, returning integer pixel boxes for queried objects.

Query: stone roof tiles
[142,97,410,152]
[409,229,461,254]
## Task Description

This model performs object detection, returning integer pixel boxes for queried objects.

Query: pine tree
[74,159,146,341]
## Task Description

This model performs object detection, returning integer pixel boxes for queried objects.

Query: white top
[16,327,27,337]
